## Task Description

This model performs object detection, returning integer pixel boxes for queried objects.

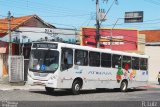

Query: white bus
[28,41,148,95]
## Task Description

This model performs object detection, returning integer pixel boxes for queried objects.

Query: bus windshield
[29,49,59,73]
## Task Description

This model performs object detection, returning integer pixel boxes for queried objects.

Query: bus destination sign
[33,43,58,49]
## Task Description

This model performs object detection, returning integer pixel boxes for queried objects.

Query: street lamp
[110,10,144,49]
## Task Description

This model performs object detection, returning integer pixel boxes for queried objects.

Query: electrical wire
[0,0,91,18]
[0,28,145,44]
[144,0,160,6]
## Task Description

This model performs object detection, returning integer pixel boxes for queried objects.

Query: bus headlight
[50,75,57,80]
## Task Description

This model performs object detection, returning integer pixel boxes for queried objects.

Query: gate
[8,56,24,82]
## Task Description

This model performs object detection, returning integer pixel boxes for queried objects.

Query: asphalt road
[0,88,160,107]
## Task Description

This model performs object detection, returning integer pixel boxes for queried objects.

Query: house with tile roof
[0,15,55,37]
[0,15,55,54]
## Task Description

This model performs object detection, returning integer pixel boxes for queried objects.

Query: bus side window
[89,52,100,67]
[75,49,88,66]
[112,54,122,68]
[61,48,73,71]
[140,58,148,70]
[132,57,139,70]
[101,53,111,68]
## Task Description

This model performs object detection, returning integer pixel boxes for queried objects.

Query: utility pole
[94,0,117,48]
[8,11,12,83]
[96,0,100,48]
[8,11,12,56]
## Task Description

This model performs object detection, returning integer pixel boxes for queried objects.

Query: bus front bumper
[27,75,57,88]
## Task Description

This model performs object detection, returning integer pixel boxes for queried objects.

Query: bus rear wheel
[120,81,128,92]
[45,87,54,93]
[72,80,81,95]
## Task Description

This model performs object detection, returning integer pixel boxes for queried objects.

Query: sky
[0,0,160,30]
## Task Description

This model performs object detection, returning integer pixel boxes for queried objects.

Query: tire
[45,87,54,93]
[120,81,128,92]
[72,80,82,95]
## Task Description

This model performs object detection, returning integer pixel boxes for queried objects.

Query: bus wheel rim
[122,82,126,90]
[75,84,80,91]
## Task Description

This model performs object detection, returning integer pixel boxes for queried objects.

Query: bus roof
[32,41,149,58]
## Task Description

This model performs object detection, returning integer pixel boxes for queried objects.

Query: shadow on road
[29,88,147,96]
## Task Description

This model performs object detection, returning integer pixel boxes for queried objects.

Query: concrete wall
[124,34,145,54]
[145,46,160,83]
[0,57,2,79]
[138,34,145,54]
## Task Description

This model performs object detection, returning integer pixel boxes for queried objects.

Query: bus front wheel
[72,80,81,95]
[45,87,54,93]
[120,81,128,92]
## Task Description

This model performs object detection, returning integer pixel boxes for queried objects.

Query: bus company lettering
[75,69,83,74]
[88,71,112,75]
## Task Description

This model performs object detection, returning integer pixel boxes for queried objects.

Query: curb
[0,84,159,91]
[141,85,160,89]
[0,85,44,91]
[0,88,30,91]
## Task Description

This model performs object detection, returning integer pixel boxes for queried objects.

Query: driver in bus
[65,51,73,65]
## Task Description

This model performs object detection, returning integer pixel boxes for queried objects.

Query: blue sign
[142,71,148,75]
[40,64,46,71]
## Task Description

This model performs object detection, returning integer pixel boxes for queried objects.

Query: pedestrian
[157,72,160,85]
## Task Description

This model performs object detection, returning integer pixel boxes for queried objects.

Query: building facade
[81,27,145,53]
[140,30,160,83]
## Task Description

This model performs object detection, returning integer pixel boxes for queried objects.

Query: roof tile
[0,15,34,37]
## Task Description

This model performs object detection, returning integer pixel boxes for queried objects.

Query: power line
[40,14,91,18]
[82,34,145,45]
[144,0,160,6]
[100,0,118,25]
[80,18,93,27]
[82,29,145,41]
[1,28,144,41]
[0,0,91,18]
[0,20,146,41]
[0,15,7,17]
[24,0,90,14]
[102,18,160,27]
[0,29,144,45]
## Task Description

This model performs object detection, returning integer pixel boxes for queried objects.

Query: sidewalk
[0,82,159,91]
[146,82,160,88]
[0,76,45,91]
[0,83,44,91]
